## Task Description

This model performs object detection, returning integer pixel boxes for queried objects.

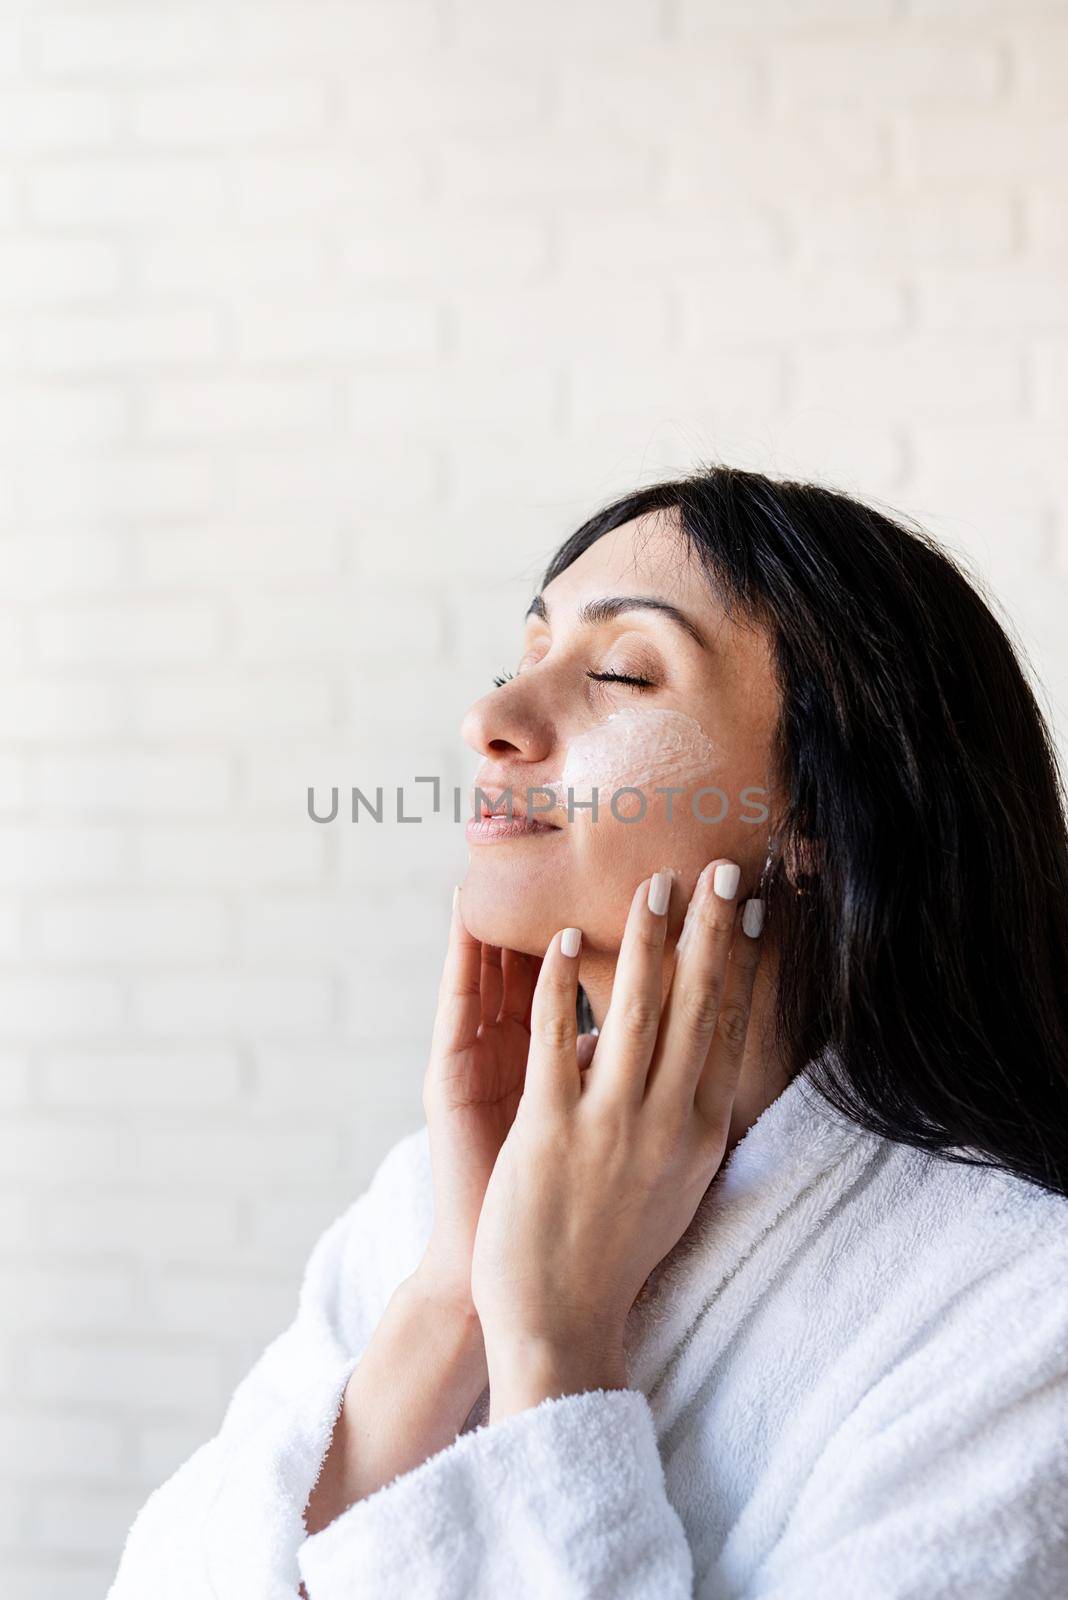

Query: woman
[109,467,1068,1598]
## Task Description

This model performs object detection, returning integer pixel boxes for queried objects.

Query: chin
[459,857,564,956]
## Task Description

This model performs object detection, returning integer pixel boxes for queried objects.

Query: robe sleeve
[106,1127,431,1600]
[109,1109,695,1600]
[291,1176,1065,1600]
[296,1383,694,1599]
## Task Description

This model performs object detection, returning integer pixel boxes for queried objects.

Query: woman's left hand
[470,859,765,1423]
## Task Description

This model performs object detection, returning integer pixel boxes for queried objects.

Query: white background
[2,1,1068,1592]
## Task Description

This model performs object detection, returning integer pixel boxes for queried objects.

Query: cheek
[556,707,770,919]
[557,707,723,798]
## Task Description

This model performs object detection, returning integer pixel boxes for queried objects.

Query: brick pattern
[2,2,1068,1593]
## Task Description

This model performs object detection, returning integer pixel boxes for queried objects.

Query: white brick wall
[2,2,1067,1592]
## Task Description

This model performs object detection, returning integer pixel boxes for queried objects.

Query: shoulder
[893,1141,1068,1272]
[299,1121,434,1347]
[847,1123,1068,1259]
[935,1152,1068,1311]
[360,1119,433,1218]
[853,1138,1068,1377]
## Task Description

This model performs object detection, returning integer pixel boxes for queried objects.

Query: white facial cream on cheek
[546,706,720,801]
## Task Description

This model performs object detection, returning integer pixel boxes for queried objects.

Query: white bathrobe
[107,1067,1068,1598]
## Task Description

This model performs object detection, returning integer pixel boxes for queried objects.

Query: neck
[579,940,791,1155]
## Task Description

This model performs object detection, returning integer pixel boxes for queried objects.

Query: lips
[474,783,561,825]
[478,787,525,820]
[467,779,562,842]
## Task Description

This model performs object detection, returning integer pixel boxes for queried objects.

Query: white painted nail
[648,871,672,916]
[713,862,741,900]
[561,927,582,958]
[742,898,765,938]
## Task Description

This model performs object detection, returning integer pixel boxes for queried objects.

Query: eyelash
[491,668,654,690]
[587,670,654,690]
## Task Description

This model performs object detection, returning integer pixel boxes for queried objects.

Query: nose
[460,680,556,768]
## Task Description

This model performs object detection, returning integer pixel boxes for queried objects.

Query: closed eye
[586,670,654,690]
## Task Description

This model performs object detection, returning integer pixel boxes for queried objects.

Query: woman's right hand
[416,885,595,1310]
[305,888,596,1537]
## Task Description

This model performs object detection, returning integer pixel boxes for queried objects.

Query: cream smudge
[543,707,720,806]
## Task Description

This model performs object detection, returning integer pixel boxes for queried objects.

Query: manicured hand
[469,860,765,1419]
[418,886,597,1310]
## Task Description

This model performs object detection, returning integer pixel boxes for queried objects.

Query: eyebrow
[524,592,709,650]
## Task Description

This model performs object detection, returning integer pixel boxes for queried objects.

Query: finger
[586,870,674,1109]
[480,943,503,1028]
[498,946,540,1028]
[644,858,740,1111]
[693,897,765,1134]
[430,885,483,1056]
[526,927,582,1108]
[521,954,544,1031]
[576,1031,598,1072]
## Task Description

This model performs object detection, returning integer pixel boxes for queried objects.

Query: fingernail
[648,870,672,916]
[561,927,582,958]
[742,898,765,937]
[452,885,460,912]
[713,862,741,900]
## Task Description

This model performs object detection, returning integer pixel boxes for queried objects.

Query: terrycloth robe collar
[624,1061,886,1440]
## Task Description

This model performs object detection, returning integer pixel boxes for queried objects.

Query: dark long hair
[547,466,1068,1198]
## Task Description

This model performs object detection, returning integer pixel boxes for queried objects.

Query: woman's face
[459,508,781,957]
